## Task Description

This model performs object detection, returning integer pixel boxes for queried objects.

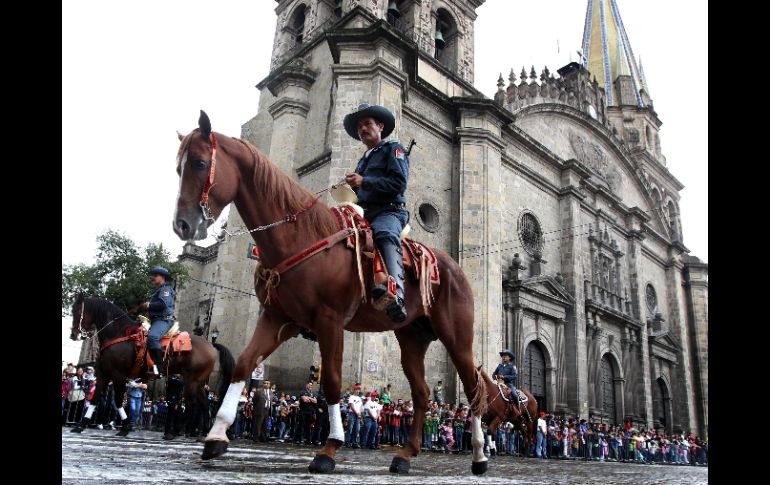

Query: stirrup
[385,297,407,323]
[372,276,397,311]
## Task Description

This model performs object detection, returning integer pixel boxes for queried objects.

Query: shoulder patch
[395,147,405,160]
[161,290,170,297]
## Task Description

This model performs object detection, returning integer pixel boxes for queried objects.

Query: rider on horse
[140,266,176,377]
[343,103,410,323]
[492,349,518,398]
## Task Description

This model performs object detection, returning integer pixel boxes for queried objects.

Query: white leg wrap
[84,404,96,419]
[206,381,245,443]
[471,416,487,463]
[489,436,497,451]
[327,403,344,442]
[118,408,127,421]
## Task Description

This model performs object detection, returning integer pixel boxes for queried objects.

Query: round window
[416,203,440,232]
[518,212,543,255]
[645,284,658,314]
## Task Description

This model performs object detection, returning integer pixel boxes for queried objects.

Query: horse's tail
[470,365,489,418]
[213,342,235,403]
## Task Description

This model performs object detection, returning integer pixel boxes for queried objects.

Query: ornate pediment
[518,275,575,305]
[569,131,622,192]
[649,333,680,362]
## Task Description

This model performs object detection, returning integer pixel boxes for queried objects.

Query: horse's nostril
[176,219,190,235]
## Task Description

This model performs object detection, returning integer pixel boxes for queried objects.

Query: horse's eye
[193,159,208,171]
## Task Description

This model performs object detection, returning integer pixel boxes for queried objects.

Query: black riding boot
[379,241,407,323]
[150,348,165,378]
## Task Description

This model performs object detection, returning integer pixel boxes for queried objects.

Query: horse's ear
[199,110,212,138]
[177,130,184,141]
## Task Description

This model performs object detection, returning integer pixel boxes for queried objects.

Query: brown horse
[473,368,538,457]
[172,111,491,475]
[69,294,234,438]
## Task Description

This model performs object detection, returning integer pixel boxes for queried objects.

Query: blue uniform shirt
[353,140,409,207]
[148,283,176,320]
[493,361,518,387]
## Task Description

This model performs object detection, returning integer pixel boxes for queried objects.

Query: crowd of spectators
[62,364,707,466]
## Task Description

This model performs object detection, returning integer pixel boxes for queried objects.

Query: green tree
[62,230,188,316]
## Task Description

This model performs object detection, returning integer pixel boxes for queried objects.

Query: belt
[361,202,406,212]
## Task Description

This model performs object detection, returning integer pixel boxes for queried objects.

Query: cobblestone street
[62,429,708,484]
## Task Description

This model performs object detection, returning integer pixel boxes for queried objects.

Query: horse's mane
[177,129,338,239]
[82,297,136,332]
[237,137,339,238]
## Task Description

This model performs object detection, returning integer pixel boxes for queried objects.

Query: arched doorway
[600,355,617,425]
[522,341,547,412]
[652,377,671,432]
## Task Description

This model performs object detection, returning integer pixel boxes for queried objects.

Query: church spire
[581,0,645,107]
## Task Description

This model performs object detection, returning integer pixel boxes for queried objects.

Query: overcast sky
[62,0,707,364]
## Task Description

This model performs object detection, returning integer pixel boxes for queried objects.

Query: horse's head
[173,110,239,241]
[70,293,91,341]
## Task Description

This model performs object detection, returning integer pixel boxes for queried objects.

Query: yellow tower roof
[581,0,645,107]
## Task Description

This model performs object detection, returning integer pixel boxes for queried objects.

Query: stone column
[684,258,708,437]
[260,60,318,176]
[558,159,590,418]
[666,254,697,433]
[454,99,511,373]
[324,14,415,398]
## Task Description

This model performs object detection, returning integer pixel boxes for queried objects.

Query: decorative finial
[497,73,505,90]
[509,68,516,84]
[529,66,537,81]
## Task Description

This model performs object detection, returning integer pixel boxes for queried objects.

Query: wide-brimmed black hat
[148,266,172,280]
[343,103,395,140]
[499,349,515,359]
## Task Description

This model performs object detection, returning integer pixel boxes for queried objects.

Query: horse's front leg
[308,308,345,473]
[471,415,488,474]
[202,312,299,460]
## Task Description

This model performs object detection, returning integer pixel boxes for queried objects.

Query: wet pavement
[62,428,708,484]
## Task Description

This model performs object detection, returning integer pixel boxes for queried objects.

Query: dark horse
[474,368,538,457]
[69,294,234,437]
[172,111,496,475]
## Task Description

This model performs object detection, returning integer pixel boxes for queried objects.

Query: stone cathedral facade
[170,0,707,436]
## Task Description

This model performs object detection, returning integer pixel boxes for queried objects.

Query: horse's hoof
[389,456,410,474]
[471,460,488,475]
[116,429,130,437]
[201,440,229,460]
[308,454,335,473]
[70,427,84,433]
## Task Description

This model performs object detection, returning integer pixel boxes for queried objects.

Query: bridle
[199,133,219,222]
[190,135,322,241]
[73,299,131,342]
[74,300,92,340]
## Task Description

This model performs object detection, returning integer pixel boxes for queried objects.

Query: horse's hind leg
[113,378,132,437]
[202,312,297,460]
[388,325,432,474]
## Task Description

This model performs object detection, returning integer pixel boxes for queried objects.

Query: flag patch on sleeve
[162,290,170,297]
[395,148,405,160]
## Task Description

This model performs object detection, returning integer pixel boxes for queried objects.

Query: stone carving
[305,1,319,39]
[347,0,380,16]
[569,131,621,191]
[271,11,289,70]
